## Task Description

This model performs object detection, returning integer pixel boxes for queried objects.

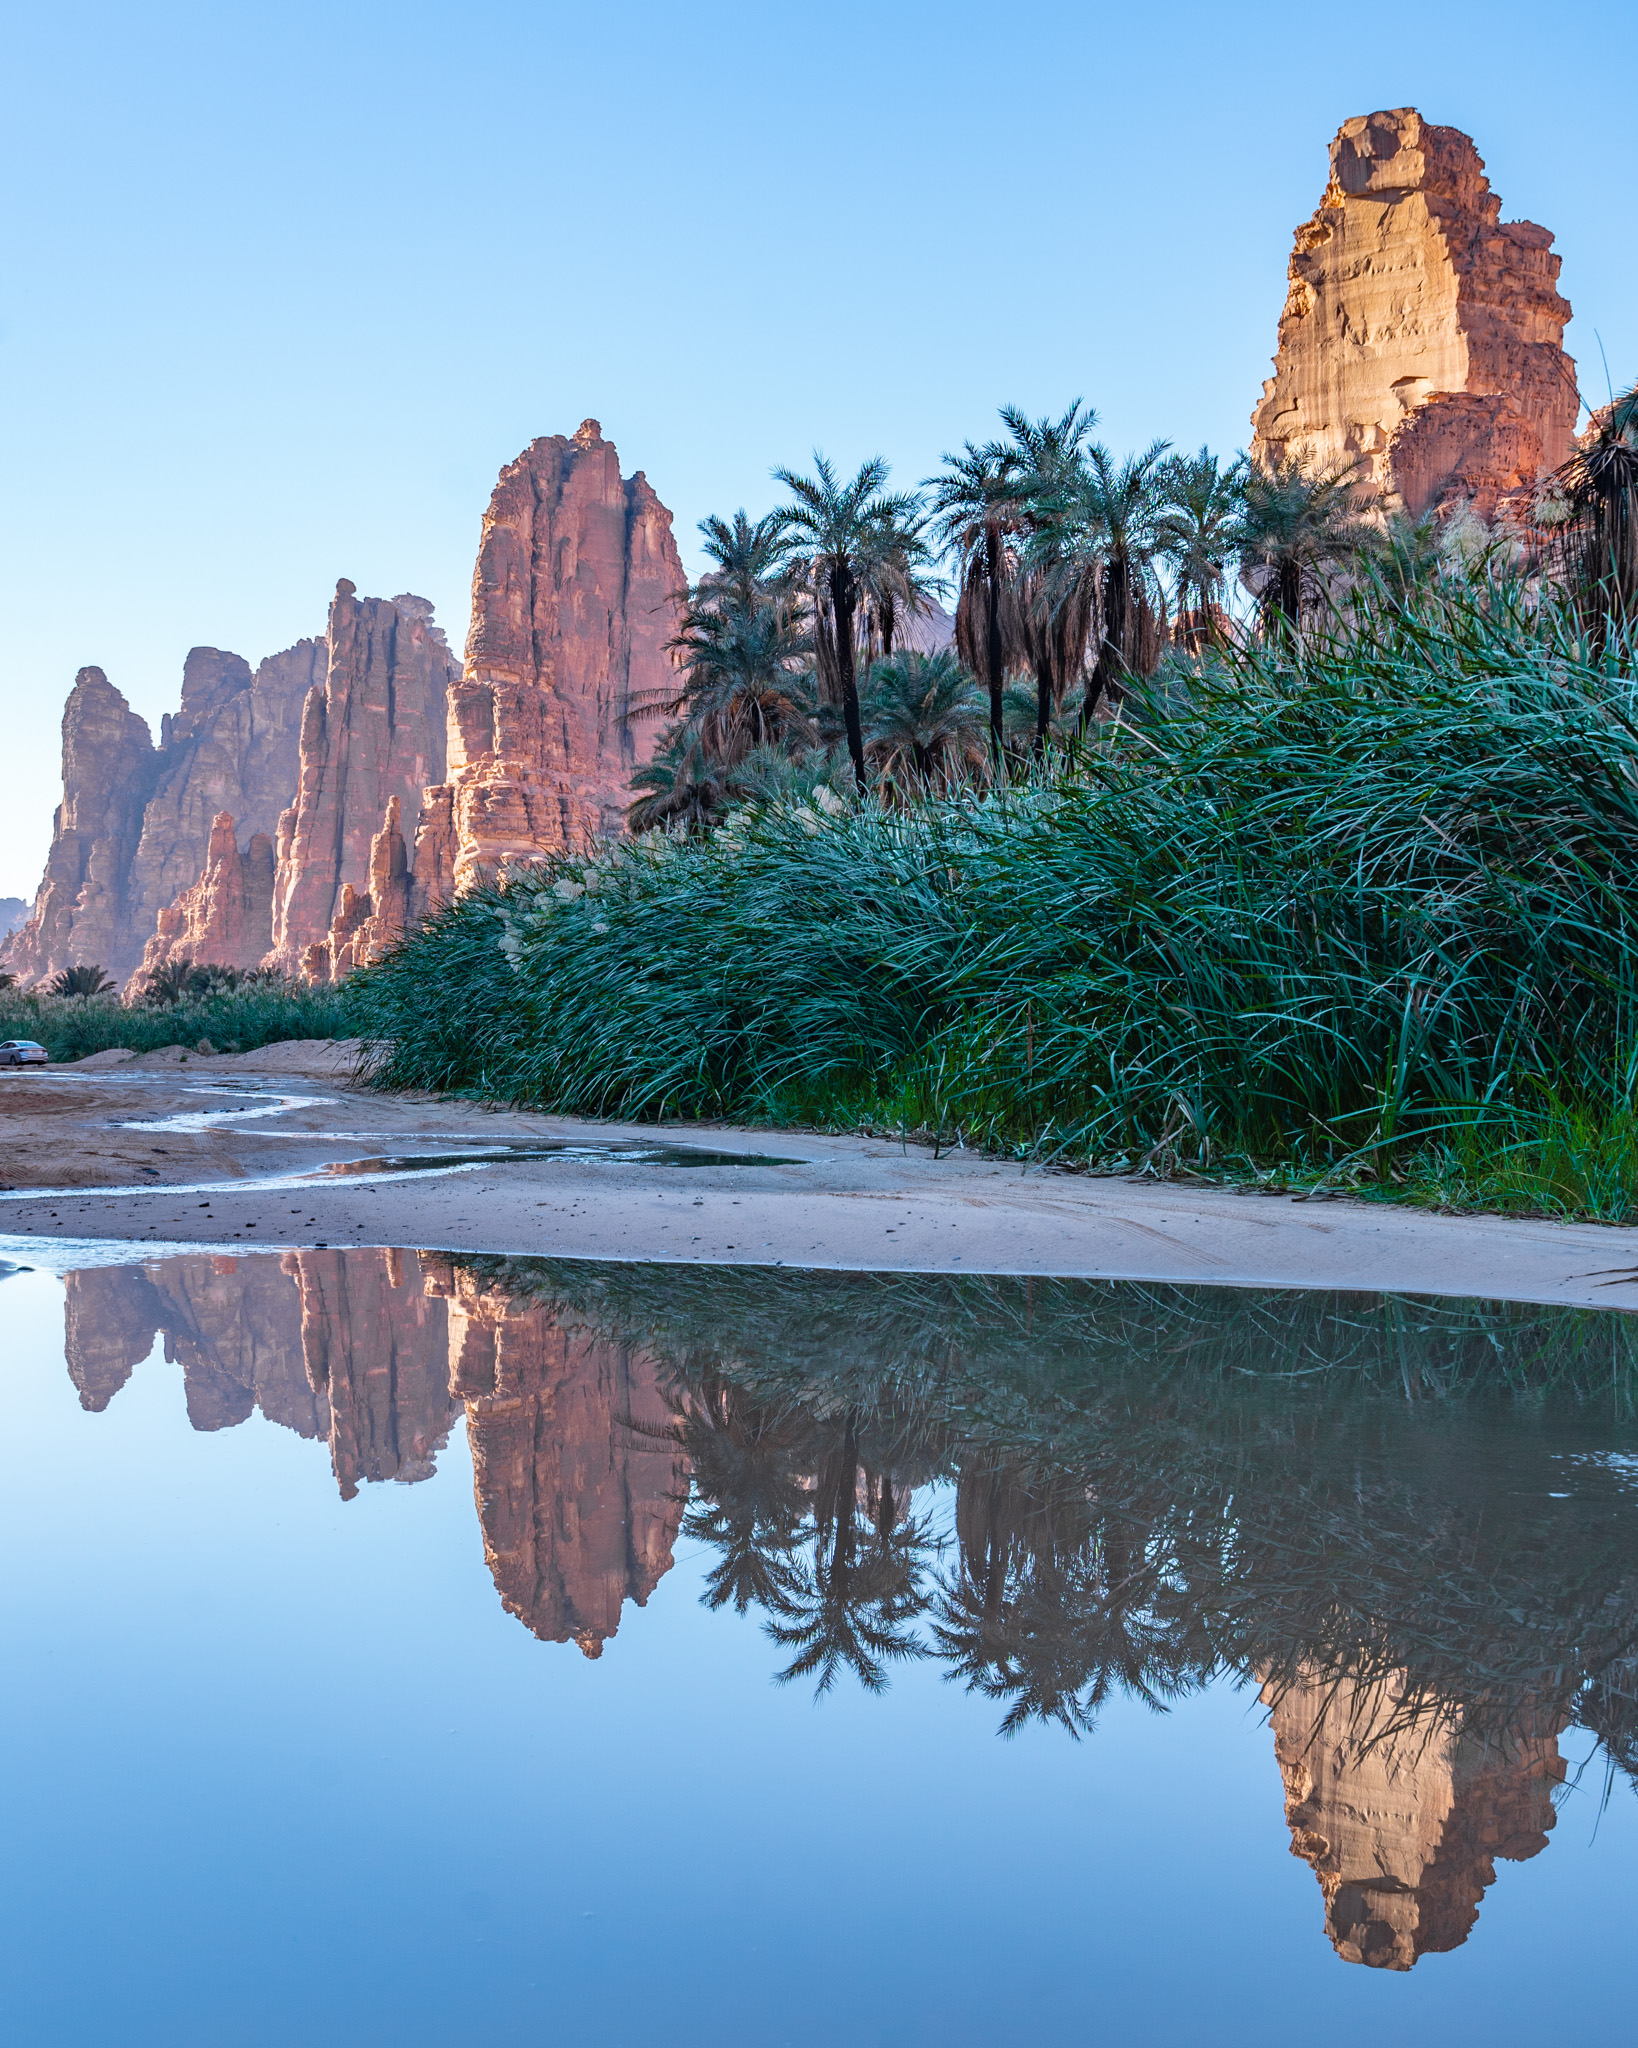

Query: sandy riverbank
[2,1048,1637,1309]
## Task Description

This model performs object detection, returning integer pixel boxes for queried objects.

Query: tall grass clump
[355,578,1638,1191]
[0,980,354,1062]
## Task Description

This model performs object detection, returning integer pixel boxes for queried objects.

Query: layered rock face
[1265,1668,1564,1968]
[438,420,684,889]
[137,811,276,981]
[4,640,321,988]
[122,640,320,982]
[433,1262,689,1654]
[1251,109,1576,518]
[1,670,160,986]
[269,587,456,978]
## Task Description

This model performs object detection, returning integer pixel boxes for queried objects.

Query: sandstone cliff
[4,638,320,989]
[1265,1667,1564,1968]
[1,669,160,987]
[440,420,684,889]
[122,640,320,982]
[432,1261,688,1654]
[136,811,277,982]
[1251,109,1576,519]
[269,587,456,978]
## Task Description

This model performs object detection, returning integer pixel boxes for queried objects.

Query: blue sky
[1,0,1631,896]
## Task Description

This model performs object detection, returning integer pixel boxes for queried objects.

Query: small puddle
[0,1137,808,1204]
[119,1090,339,1134]
[312,1141,806,1177]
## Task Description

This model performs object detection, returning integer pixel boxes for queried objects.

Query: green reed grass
[354,581,1638,1215]
[0,982,353,1062]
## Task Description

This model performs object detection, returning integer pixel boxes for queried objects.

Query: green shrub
[0,981,353,1063]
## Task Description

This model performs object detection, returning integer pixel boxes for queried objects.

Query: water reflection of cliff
[54,1251,1638,1967]
[60,1250,684,1653]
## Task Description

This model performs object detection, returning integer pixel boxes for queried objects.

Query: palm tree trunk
[1275,558,1302,636]
[831,563,868,788]
[1088,557,1129,720]
[1035,649,1054,755]
[983,524,1005,762]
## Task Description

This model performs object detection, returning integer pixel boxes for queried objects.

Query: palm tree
[1235,453,1376,639]
[928,438,1027,762]
[1003,401,1100,749]
[663,600,818,761]
[773,454,922,790]
[1539,382,1638,652]
[1033,439,1172,719]
[690,508,795,616]
[857,498,943,667]
[862,650,988,792]
[1156,448,1245,647]
[626,724,723,833]
[136,956,196,1006]
[47,963,114,999]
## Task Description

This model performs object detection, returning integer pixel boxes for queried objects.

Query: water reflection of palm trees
[51,1248,1638,1967]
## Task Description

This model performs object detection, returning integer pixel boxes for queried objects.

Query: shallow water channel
[2,1248,1636,2043]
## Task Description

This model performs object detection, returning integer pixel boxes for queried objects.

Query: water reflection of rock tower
[428,1262,688,1655]
[1264,1668,1565,1969]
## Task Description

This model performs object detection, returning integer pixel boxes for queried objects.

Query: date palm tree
[1156,448,1245,647]
[1236,453,1376,640]
[862,649,988,792]
[625,724,723,833]
[1031,439,1172,720]
[1003,400,1100,749]
[47,963,114,999]
[857,497,943,667]
[928,438,1027,762]
[773,454,922,790]
[1539,382,1638,652]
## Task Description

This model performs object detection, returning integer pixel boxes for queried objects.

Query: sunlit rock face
[437,420,685,889]
[122,641,319,981]
[1265,1667,1565,1968]
[1,669,160,988]
[269,587,456,979]
[4,639,319,988]
[430,1261,689,1654]
[134,810,277,985]
[1251,109,1575,518]
[282,1249,457,1498]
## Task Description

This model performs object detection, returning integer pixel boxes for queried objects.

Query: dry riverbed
[2,1040,1637,1310]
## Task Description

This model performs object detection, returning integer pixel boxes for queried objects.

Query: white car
[0,1040,48,1067]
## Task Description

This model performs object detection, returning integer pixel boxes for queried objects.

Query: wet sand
[2,1044,1637,1309]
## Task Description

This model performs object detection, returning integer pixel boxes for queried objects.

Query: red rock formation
[312,796,415,980]
[1,668,160,987]
[1251,109,1576,519]
[443,421,685,889]
[269,587,456,977]
[122,640,319,973]
[4,637,320,988]
[134,811,277,985]
[432,1261,688,1653]
[284,1247,457,1498]
[1265,1667,1564,1968]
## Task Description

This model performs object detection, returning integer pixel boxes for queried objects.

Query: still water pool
[2,1246,1636,2044]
